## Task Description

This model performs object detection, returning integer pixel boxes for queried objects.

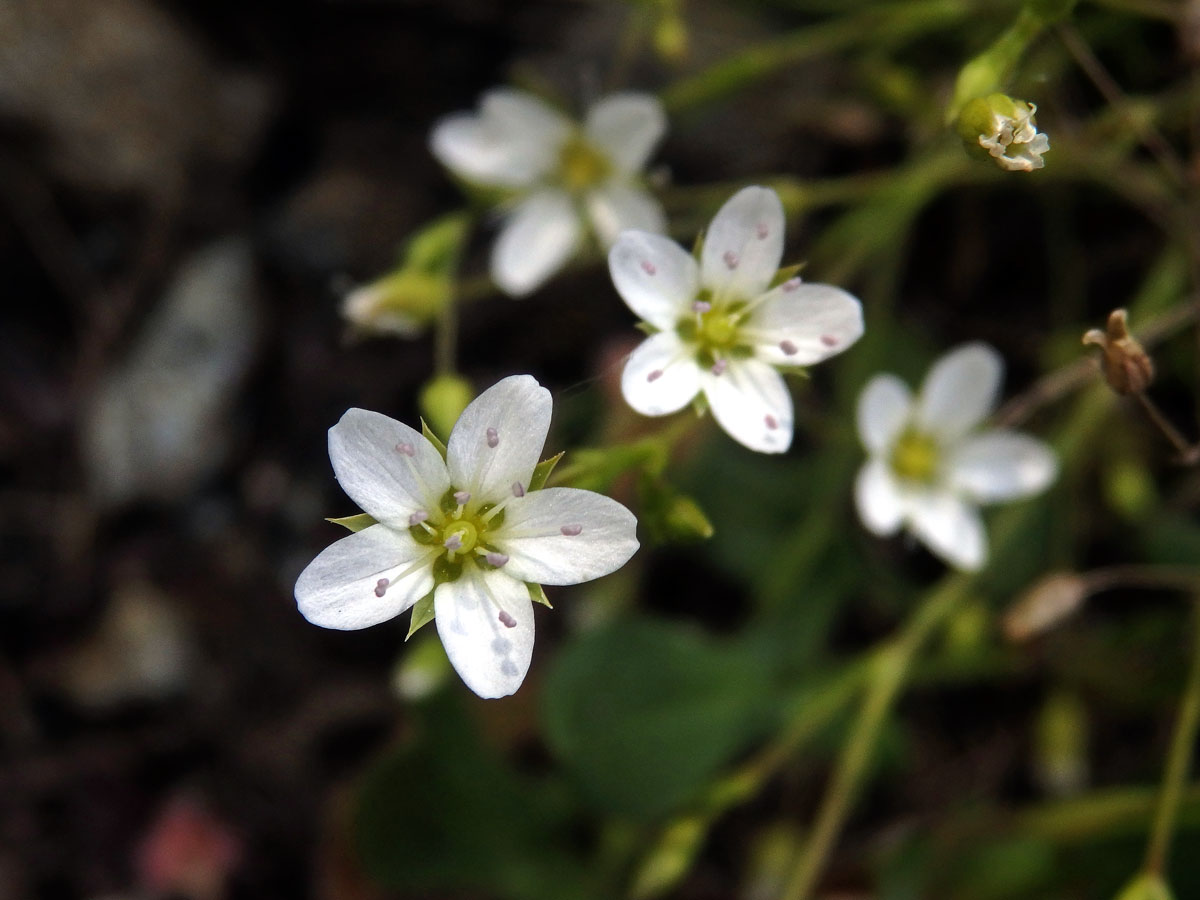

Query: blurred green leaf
[354,697,589,900]
[542,618,779,820]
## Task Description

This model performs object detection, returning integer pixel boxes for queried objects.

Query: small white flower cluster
[299,84,1062,699]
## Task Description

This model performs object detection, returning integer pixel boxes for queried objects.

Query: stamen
[780,339,798,356]
[782,277,801,292]
[395,442,415,456]
[647,369,664,383]
[765,414,779,430]
[453,490,471,505]
[711,359,728,375]
[374,577,390,598]
[820,334,839,348]
[486,552,509,567]
[755,222,769,240]
[444,533,463,551]
[560,524,583,536]
[408,510,429,526]
[640,260,657,275]
[512,481,526,498]
[723,250,739,270]
[692,300,711,314]
[498,610,517,628]
[486,427,499,448]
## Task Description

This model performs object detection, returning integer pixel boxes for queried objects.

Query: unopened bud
[1003,572,1087,641]
[665,495,715,541]
[1083,308,1154,395]
[1033,690,1089,796]
[653,11,688,63]
[342,270,446,337]
[419,375,474,441]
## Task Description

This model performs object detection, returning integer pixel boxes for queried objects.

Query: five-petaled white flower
[609,186,864,454]
[294,375,640,699]
[431,88,667,297]
[854,343,1058,571]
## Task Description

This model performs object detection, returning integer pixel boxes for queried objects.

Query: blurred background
[2,0,1200,898]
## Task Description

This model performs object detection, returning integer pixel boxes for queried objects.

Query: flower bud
[1083,308,1154,395]
[638,475,715,543]
[653,10,688,63]
[956,93,1049,172]
[419,374,474,441]
[1003,572,1087,641]
[1033,690,1089,796]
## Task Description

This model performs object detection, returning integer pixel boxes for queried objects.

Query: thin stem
[1057,24,1188,188]
[1134,392,1200,465]
[780,576,969,900]
[1144,605,1200,875]
[433,290,458,376]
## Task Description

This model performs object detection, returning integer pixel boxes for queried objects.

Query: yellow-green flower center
[558,134,611,192]
[676,293,755,369]
[410,488,507,583]
[890,427,941,484]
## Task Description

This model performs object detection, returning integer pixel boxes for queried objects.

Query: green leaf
[406,590,436,640]
[421,418,448,459]
[326,513,378,532]
[530,451,564,491]
[527,582,553,609]
[542,618,778,820]
[354,696,591,900]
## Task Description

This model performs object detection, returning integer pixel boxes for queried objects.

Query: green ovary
[890,427,941,484]
[443,520,478,554]
[558,135,611,192]
[410,490,507,583]
[677,297,753,365]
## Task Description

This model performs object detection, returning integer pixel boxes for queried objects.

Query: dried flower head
[1082,308,1154,395]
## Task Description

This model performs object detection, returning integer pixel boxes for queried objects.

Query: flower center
[409,487,509,583]
[676,293,755,371]
[890,427,941,484]
[557,134,611,192]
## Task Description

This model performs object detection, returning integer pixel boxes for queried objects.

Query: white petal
[949,430,1058,503]
[854,458,904,536]
[747,282,864,366]
[429,89,567,188]
[621,332,702,416]
[586,183,666,247]
[584,93,666,174]
[490,189,582,296]
[447,375,551,503]
[700,186,786,302]
[495,487,639,585]
[328,409,451,530]
[915,343,1003,441]
[703,358,793,454]
[434,568,535,699]
[856,374,913,455]
[295,525,435,630]
[905,490,987,571]
[609,231,698,330]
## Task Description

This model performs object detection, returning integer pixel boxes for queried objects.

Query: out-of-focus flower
[609,186,863,453]
[956,93,1049,172]
[295,376,639,698]
[431,89,666,296]
[854,343,1057,571]
[135,796,241,900]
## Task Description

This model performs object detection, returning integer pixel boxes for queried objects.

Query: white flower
[430,88,667,297]
[608,186,864,454]
[977,99,1049,172]
[854,343,1058,571]
[294,375,640,699]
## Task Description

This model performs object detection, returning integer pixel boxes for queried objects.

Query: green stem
[433,289,458,375]
[1144,605,1200,876]
[780,575,970,900]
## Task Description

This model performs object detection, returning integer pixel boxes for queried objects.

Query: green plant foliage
[541,617,780,820]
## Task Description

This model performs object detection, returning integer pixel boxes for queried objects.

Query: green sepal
[421,418,448,460]
[691,230,705,260]
[406,590,437,640]
[776,365,812,378]
[635,321,661,336]
[527,582,553,609]
[327,513,378,532]
[768,262,805,289]
[404,212,471,275]
[691,393,709,417]
[530,451,565,491]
